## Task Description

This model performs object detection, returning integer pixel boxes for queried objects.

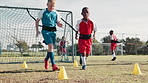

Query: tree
[136,40,148,55]
[124,37,143,55]
[92,43,103,55]
[146,40,148,44]
[101,36,111,55]
[15,40,29,55]
[101,36,110,43]
[93,39,99,43]
[92,39,103,55]
[31,42,44,48]
[31,42,44,52]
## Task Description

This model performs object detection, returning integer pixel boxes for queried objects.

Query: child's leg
[111,43,117,61]
[60,52,63,61]
[86,39,92,57]
[111,50,116,61]
[81,53,86,70]
[44,52,49,69]
[85,39,92,63]
[42,31,58,70]
[78,39,87,70]
[64,54,68,60]
[63,48,68,60]
[86,46,91,57]
[79,53,83,65]
[47,43,59,71]
[112,50,116,58]
[44,44,54,69]
[47,44,55,65]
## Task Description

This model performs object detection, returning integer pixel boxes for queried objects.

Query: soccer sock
[79,53,83,64]
[79,53,83,59]
[112,51,116,58]
[64,54,67,60]
[48,52,55,66]
[45,52,50,60]
[81,56,86,66]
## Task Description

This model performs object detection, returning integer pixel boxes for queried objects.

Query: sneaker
[44,58,49,69]
[111,57,116,61]
[52,64,59,71]
[82,65,86,70]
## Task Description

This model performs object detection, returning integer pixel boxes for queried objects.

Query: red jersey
[60,41,66,48]
[110,34,117,51]
[110,34,117,41]
[75,19,97,54]
[75,19,97,35]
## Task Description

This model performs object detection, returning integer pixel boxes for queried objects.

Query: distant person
[75,7,97,70]
[35,0,63,71]
[59,36,68,61]
[109,30,118,61]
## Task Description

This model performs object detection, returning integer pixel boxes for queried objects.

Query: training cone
[58,66,69,80]
[22,61,28,68]
[74,60,78,67]
[132,63,142,75]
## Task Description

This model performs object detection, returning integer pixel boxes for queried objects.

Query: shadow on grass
[123,73,132,75]
[0,69,55,73]
[39,77,57,81]
[87,62,133,66]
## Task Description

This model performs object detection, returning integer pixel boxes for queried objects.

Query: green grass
[0,55,148,83]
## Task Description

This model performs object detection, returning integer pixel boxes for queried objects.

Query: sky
[0,0,148,42]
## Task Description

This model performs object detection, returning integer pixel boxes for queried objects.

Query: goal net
[0,6,74,63]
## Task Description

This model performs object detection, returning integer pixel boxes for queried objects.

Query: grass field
[0,55,148,83]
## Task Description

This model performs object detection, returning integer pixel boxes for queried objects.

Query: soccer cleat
[44,58,49,69]
[82,65,86,70]
[111,57,116,61]
[52,64,59,71]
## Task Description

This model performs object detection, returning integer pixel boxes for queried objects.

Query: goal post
[0,6,75,63]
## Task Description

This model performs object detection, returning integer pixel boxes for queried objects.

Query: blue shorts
[42,30,56,45]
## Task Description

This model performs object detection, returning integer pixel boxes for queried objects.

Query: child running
[75,7,97,70]
[109,30,118,61]
[35,0,63,71]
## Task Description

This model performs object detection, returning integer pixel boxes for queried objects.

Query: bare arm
[75,31,78,40]
[93,31,96,39]
[35,18,40,37]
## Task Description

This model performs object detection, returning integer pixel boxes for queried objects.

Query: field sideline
[0,55,148,83]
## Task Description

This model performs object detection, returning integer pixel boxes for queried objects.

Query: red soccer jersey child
[75,7,97,70]
[59,36,68,61]
[109,30,118,61]
[60,37,67,54]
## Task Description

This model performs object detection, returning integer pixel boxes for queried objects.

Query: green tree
[31,42,44,48]
[146,40,148,44]
[101,36,111,55]
[124,37,143,55]
[101,36,110,43]
[93,39,99,43]
[15,40,29,55]
[92,39,103,55]
[92,43,103,55]
[136,40,148,55]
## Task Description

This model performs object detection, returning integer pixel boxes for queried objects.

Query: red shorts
[78,39,92,54]
[111,43,117,51]
[60,47,66,54]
